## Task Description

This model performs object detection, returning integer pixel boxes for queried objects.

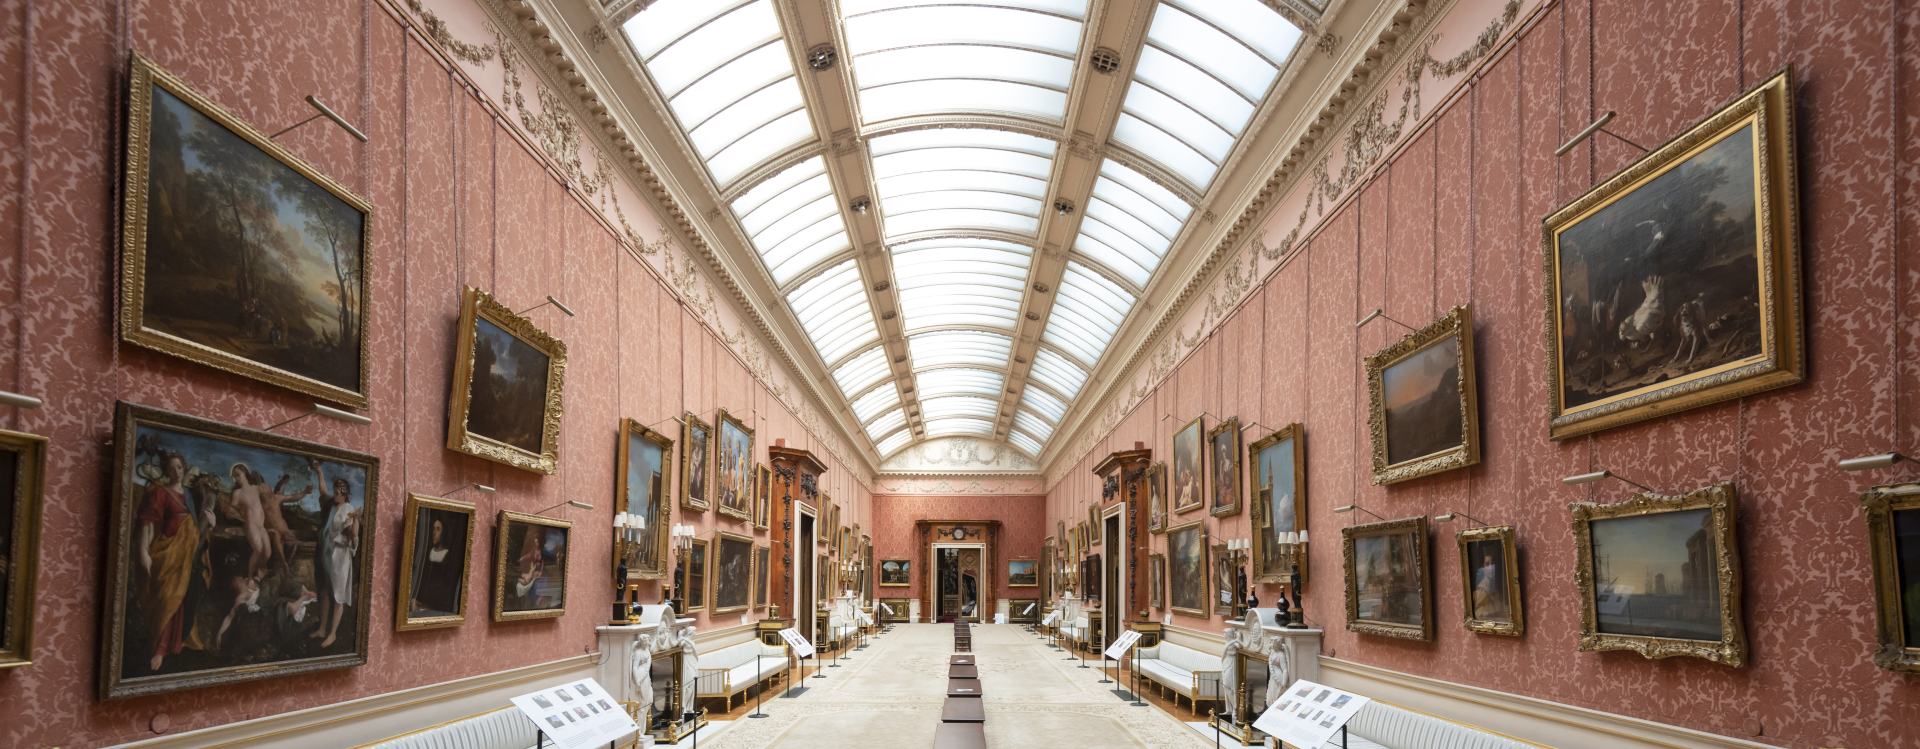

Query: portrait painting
[754,545,771,609]
[1861,483,1920,672]
[120,54,372,409]
[1008,559,1038,587]
[617,418,672,581]
[1456,525,1523,636]
[681,413,711,512]
[1543,71,1802,439]
[1147,462,1166,533]
[755,464,772,529]
[880,558,910,587]
[493,511,570,621]
[1212,544,1236,615]
[714,409,754,521]
[1150,554,1165,609]
[101,402,379,699]
[712,532,753,615]
[1343,517,1432,641]
[0,430,46,669]
[1572,483,1745,665]
[1208,418,1243,517]
[447,287,567,474]
[395,494,474,632]
[1249,424,1306,583]
[1171,416,1204,514]
[1365,306,1480,485]
[684,537,708,612]
[1167,520,1209,618]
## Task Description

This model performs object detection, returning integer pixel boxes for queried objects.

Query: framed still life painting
[1364,305,1480,485]
[1572,483,1746,666]
[1166,519,1209,618]
[1248,423,1305,584]
[617,418,673,580]
[395,494,476,632]
[0,429,46,669]
[1861,483,1920,673]
[713,409,754,522]
[447,287,568,474]
[1171,416,1204,514]
[120,53,373,409]
[1542,69,1803,439]
[1208,417,1243,517]
[1455,525,1523,636]
[101,402,380,699]
[1342,516,1433,641]
[681,413,711,512]
[493,511,571,622]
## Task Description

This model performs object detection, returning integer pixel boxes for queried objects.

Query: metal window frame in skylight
[1007,430,1043,456]
[1028,347,1088,399]
[1017,387,1067,424]
[918,396,1001,420]
[850,385,903,423]
[1013,410,1054,440]
[913,368,1006,400]
[924,418,997,438]
[787,259,881,366]
[833,345,893,398]
[842,1,1087,124]
[876,430,914,455]
[907,330,1014,371]
[867,408,909,439]
[1042,262,1134,369]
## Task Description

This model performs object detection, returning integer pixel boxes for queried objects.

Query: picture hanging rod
[0,389,42,409]
[534,499,594,516]
[1555,111,1649,157]
[1332,505,1385,520]
[270,95,369,143]
[438,483,496,497]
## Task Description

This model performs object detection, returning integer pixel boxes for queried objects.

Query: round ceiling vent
[1090,47,1122,75]
[808,45,837,71]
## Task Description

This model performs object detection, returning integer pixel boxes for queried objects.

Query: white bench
[1061,616,1089,649]
[1135,641,1221,716]
[1337,700,1539,749]
[828,614,858,646]
[356,706,537,749]
[695,639,789,709]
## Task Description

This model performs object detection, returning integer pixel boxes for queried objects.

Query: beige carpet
[694,624,1213,749]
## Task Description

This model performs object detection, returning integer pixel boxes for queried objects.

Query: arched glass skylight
[842,0,1088,124]
[1028,347,1089,398]
[876,430,913,455]
[870,129,1055,241]
[1007,430,1044,457]
[1042,262,1134,369]
[893,238,1032,333]
[914,368,1006,400]
[1013,410,1054,441]
[867,407,908,440]
[1073,160,1192,287]
[833,345,892,399]
[1112,0,1301,191]
[908,330,1013,371]
[731,157,854,285]
[625,0,816,187]
[849,385,902,423]
[787,259,880,366]
[1017,387,1067,424]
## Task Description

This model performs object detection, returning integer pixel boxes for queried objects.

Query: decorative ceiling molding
[878,436,1040,474]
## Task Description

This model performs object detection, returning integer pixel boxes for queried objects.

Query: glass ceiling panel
[876,430,913,455]
[850,385,902,423]
[1042,262,1134,369]
[844,1,1086,124]
[627,0,815,189]
[1007,430,1043,456]
[909,330,1013,370]
[867,408,908,440]
[833,345,892,398]
[1071,159,1193,287]
[1014,410,1054,440]
[727,157,855,285]
[1029,348,1088,400]
[915,368,1006,400]
[787,259,879,365]
[872,129,1056,242]
[926,419,996,438]
[1018,387,1067,424]
[920,396,1000,419]
[894,238,1032,333]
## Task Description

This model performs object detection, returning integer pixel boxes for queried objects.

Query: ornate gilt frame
[1570,482,1746,666]
[684,537,709,613]
[447,287,568,474]
[1167,519,1210,619]
[1171,416,1206,514]
[879,558,910,587]
[491,510,571,622]
[680,412,711,512]
[0,429,46,669]
[713,408,754,522]
[1007,558,1039,587]
[1248,424,1307,584]
[395,493,477,632]
[754,464,772,529]
[121,53,373,409]
[1862,483,1920,672]
[617,417,674,580]
[754,544,771,609]
[1150,553,1166,609]
[1342,516,1433,641]
[1147,462,1166,533]
[1542,69,1803,439]
[711,531,754,615]
[1455,525,1523,637]
[1209,418,1244,517]
[1364,305,1480,485]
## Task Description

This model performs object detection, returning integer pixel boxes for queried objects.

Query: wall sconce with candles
[611,512,648,624]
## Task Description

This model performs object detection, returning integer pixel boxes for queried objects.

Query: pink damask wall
[1047,0,1920,747]
[0,2,870,747]
[871,495,1047,602]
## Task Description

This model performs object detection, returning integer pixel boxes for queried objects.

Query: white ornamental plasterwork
[876,477,1045,495]
[879,437,1039,473]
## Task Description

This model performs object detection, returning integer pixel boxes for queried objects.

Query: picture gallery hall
[3,0,1919,747]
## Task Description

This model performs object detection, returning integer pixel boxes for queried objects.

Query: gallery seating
[1060,615,1088,649]
[357,706,538,749]
[827,613,859,648]
[1341,700,1538,749]
[694,638,790,710]
[1134,642,1221,715]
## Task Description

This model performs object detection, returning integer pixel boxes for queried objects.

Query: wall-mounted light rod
[534,500,595,516]
[1355,309,1415,331]
[1434,511,1490,527]
[0,390,42,410]
[517,295,576,317]
[1562,469,1659,494]
[439,483,497,498]
[266,403,372,432]
[271,95,369,142]
[1332,505,1385,521]
[1555,111,1649,156]
[1839,453,1913,472]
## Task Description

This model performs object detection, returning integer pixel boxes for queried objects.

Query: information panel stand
[1101,630,1141,701]
[777,627,817,698]
[1251,679,1370,749]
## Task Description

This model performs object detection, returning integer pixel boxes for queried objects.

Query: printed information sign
[1252,679,1371,749]
[510,678,639,749]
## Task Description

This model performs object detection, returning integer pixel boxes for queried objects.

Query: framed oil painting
[754,464,772,529]
[1171,416,1204,514]
[712,532,753,615]
[683,537,709,613]
[680,413,711,512]
[880,558,910,587]
[1212,543,1236,615]
[1342,516,1432,641]
[1088,503,1099,538]
[1208,418,1243,517]
[493,511,570,622]
[447,287,568,474]
[1249,424,1306,584]
[1571,483,1745,666]
[1147,462,1166,533]
[713,409,754,522]
[1455,525,1522,636]
[101,402,379,699]
[617,418,673,581]
[1543,70,1803,439]
[754,544,771,609]
[1364,305,1480,485]
[0,429,46,669]
[1149,554,1165,609]
[1166,520,1209,618]
[1862,483,1920,672]
[1008,559,1038,587]
[120,53,372,409]
[395,494,475,632]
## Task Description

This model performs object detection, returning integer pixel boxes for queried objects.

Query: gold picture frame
[754,464,772,529]
[1149,553,1165,609]
[395,494,477,632]
[1455,525,1523,637]
[680,412,711,512]
[120,53,373,409]
[1147,462,1166,533]
[711,531,754,615]
[1008,558,1039,587]
[1364,305,1480,485]
[1570,482,1746,666]
[1088,503,1099,537]
[1208,417,1244,517]
[447,287,568,474]
[1342,516,1433,641]
[0,429,47,669]
[1861,483,1920,673]
[1542,69,1803,439]
[1170,416,1205,514]
[880,558,910,587]
[754,544,771,609]
[617,418,674,581]
[1248,424,1306,584]
[492,510,571,622]
[713,408,754,522]
[1166,519,1209,618]
[684,537,709,613]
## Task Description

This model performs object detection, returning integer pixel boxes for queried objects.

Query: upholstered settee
[1134,642,1221,715]
[694,639,790,709]
[1338,700,1540,749]
[1060,615,1090,649]
[827,614,858,647]
[356,706,539,749]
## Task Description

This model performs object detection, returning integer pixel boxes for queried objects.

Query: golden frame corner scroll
[1342,516,1433,642]
[446,287,567,474]
[1570,482,1746,667]
[1860,482,1920,673]
[1365,305,1481,485]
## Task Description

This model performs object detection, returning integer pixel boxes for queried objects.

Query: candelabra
[1225,538,1251,620]
[1277,530,1309,627]
[611,512,649,624]
[666,524,696,613]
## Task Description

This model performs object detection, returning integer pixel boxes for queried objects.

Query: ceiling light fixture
[1053,198,1075,217]
[807,44,837,71]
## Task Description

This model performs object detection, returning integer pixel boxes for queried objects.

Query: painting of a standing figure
[493,511,570,621]
[101,402,378,700]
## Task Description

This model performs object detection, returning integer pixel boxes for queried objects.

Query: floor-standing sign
[778,627,818,697]
[1101,629,1141,695]
[1252,679,1371,749]
[510,678,641,749]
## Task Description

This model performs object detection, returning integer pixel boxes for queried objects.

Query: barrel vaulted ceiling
[546,0,1365,469]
